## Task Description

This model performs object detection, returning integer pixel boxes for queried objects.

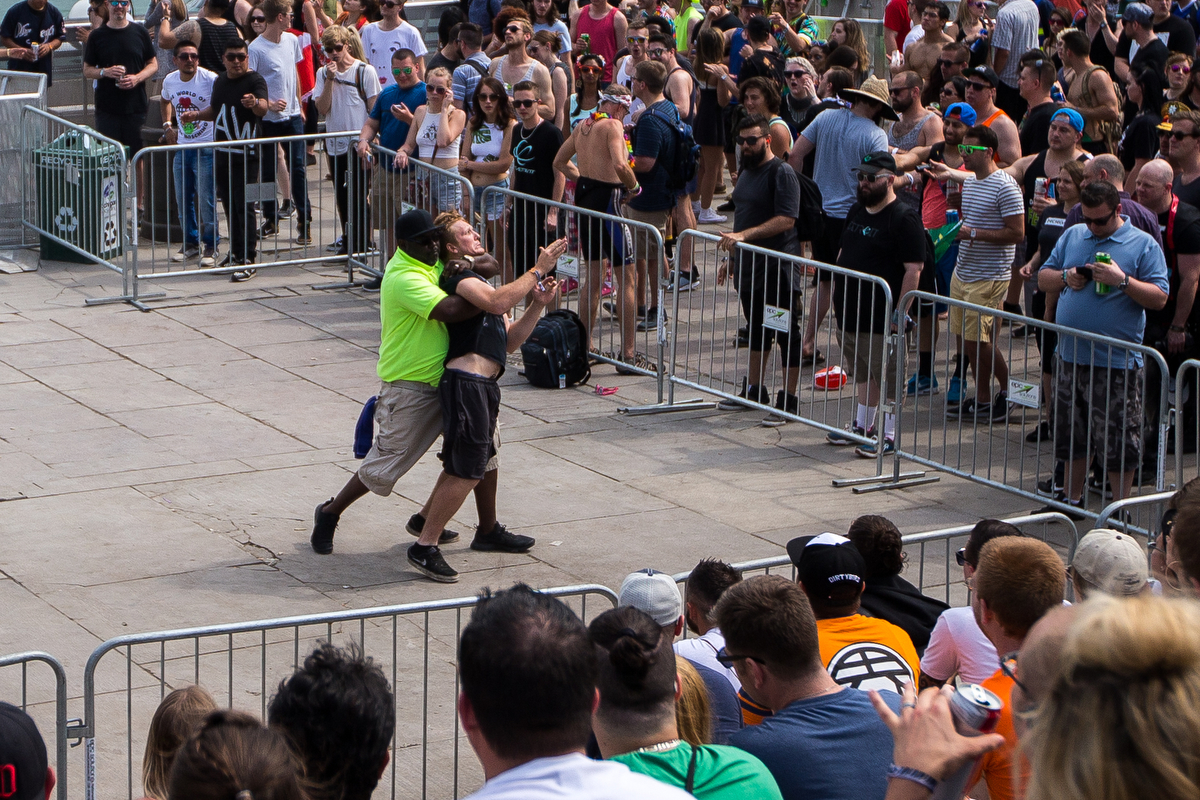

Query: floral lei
[589,111,636,170]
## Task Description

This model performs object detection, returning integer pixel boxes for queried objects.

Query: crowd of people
[8,494,1200,799]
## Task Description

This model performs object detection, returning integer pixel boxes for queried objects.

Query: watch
[1119,273,1131,291]
[970,227,978,240]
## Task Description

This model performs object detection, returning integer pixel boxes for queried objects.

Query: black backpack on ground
[520,309,591,388]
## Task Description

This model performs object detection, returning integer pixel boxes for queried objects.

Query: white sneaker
[691,200,701,215]
[697,208,728,224]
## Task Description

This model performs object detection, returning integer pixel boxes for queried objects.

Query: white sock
[864,406,878,432]
[884,413,896,441]
[855,403,869,430]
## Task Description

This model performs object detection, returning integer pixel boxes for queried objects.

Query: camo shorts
[1053,358,1144,473]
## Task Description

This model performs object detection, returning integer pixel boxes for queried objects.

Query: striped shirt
[955,169,1024,282]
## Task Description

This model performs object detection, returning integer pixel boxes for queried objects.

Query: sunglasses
[715,647,765,668]
[857,171,891,182]
[109,1,129,6]
[940,85,957,94]
[958,143,990,154]
[323,44,344,54]
[955,547,969,567]
[627,35,647,43]
[380,0,400,6]
[1082,209,1116,227]
[513,98,536,108]
[427,85,447,95]
[250,14,265,21]
[784,70,806,78]
[580,66,602,74]
[505,25,524,33]
[224,52,247,61]
[176,52,199,60]
[966,81,992,92]
[735,134,763,145]
[1000,652,1030,696]
[477,92,500,101]
[1172,64,1193,73]
[1170,130,1199,140]
[889,87,911,96]
[648,48,668,57]
[392,66,414,75]
[972,1,987,7]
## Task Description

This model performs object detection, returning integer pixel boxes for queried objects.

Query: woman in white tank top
[395,67,467,213]
[460,76,517,259]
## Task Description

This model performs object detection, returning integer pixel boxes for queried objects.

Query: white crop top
[415,108,463,159]
[469,121,504,163]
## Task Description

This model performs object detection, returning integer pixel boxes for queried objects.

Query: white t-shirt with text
[162,67,217,143]
[361,20,428,90]
[314,60,381,155]
[248,32,303,122]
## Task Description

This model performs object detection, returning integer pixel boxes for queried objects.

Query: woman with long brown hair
[828,18,870,82]
[459,76,516,264]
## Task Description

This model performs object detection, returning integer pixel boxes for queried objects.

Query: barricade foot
[84,292,165,312]
[618,398,719,416]
[835,471,941,492]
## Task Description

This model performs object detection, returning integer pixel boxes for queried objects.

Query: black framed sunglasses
[1171,130,1200,140]
[323,44,344,54]
[735,134,763,145]
[512,98,536,108]
[1000,652,1030,696]
[1082,209,1116,227]
[224,52,247,61]
[250,14,266,22]
[856,171,891,182]
[955,547,968,567]
[715,647,765,668]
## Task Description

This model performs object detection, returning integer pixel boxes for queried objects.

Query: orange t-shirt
[969,669,1028,800]
[816,614,921,694]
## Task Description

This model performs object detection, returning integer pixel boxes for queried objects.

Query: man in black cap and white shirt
[785,533,921,692]
[0,702,55,800]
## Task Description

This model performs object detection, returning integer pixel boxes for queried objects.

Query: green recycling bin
[34,129,125,264]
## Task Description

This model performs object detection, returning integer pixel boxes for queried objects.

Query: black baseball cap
[854,151,898,175]
[0,702,49,800]
[786,533,867,600]
[966,65,999,87]
[393,209,442,243]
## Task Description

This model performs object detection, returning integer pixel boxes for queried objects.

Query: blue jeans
[258,116,309,225]
[172,148,218,249]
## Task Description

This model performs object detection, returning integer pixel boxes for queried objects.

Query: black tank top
[198,17,243,74]
[441,270,508,373]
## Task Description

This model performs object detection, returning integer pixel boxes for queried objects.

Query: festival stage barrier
[669,511,1080,610]
[351,143,476,281]
[73,585,616,800]
[1175,358,1200,489]
[476,183,668,387]
[852,291,1172,517]
[0,652,70,800]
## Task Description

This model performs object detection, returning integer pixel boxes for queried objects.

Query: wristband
[1119,273,1131,291]
[887,764,938,793]
[531,268,545,282]
[1171,325,1187,332]
[1062,268,1069,287]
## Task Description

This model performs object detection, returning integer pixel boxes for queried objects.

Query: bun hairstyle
[1025,595,1200,800]
[168,710,305,800]
[589,607,676,717]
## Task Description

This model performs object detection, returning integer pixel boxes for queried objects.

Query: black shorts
[738,254,802,366]
[95,110,147,156]
[575,177,622,262]
[437,369,500,481]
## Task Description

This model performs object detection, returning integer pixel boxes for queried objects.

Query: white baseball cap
[1073,529,1148,597]
[618,569,682,626]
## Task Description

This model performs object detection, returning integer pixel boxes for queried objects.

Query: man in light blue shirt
[1039,179,1169,509]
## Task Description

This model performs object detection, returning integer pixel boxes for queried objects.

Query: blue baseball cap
[1051,107,1085,133]
[943,102,977,126]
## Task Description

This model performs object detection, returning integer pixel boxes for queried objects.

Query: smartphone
[1076,265,1094,281]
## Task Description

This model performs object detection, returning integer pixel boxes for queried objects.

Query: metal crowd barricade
[0,70,46,247]
[130,130,373,295]
[476,183,667,388]
[76,585,617,800]
[1176,358,1200,488]
[1095,491,1175,541]
[18,106,149,305]
[0,652,69,800]
[633,228,930,486]
[353,143,475,280]
[670,512,1079,616]
[859,290,1172,516]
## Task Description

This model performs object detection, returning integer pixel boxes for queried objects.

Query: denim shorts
[472,179,509,222]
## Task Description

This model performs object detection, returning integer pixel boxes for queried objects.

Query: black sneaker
[311,498,338,554]
[231,267,257,282]
[470,521,535,553]
[405,512,461,544]
[637,307,666,332]
[774,389,800,415]
[407,544,459,582]
[361,275,382,291]
[1037,492,1086,521]
[260,219,278,237]
[279,200,295,219]
[716,199,736,212]
[735,326,749,347]
[717,380,770,410]
[1025,420,1051,443]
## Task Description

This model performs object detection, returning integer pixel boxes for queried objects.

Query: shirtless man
[552,87,641,367]
[963,65,1021,166]
[1059,28,1121,155]
[489,18,554,121]
[902,1,954,81]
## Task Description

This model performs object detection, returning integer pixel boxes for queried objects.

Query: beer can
[1034,177,1046,197]
[1095,252,1112,295]
[931,685,1004,800]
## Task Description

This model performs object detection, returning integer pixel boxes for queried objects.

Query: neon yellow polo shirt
[376,248,448,386]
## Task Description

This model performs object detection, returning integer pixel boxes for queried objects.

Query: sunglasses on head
[323,44,344,54]
[735,133,763,145]
[1082,208,1116,227]
[1172,64,1192,73]
[513,98,536,108]
[224,52,247,61]
[392,66,414,75]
